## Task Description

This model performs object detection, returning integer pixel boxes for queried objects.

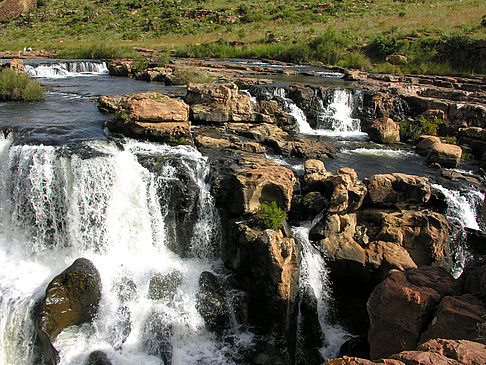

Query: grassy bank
[0,68,45,101]
[1,0,485,75]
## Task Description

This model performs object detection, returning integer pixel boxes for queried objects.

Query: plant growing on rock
[256,201,287,231]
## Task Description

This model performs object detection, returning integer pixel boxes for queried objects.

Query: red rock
[419,339,486,365]
[391,350,461,365]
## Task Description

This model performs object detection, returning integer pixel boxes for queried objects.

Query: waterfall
[0,136,250,365]
[24,61,109,78]
[316,89,363,135]
[431,183,485,277]
[273,88,315,134]
[293,215,349,361]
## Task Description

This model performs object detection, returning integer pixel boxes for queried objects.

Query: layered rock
[35,258,102,365]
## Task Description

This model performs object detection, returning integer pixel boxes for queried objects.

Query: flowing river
[0,60,483,365]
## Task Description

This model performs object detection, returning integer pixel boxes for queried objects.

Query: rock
[186,83,253,122]
[148,270,183,301]
[35,258,102,365]
[386,54,408,65]
[366,117,400,144]
[86,351,113,365]
[390,350,460,365]
[416,135,441,156]
[112,276,137,303]
[107,60,132,76]
[418,339,486,365]
[134,66,173,82]
[108,118,191,142]
[364,173,431,207]
[325,357,378,365]
[194,135,266,154]
[143,311,173,365]
[120,92,189,122]
[8,58,24,73]
[98,95,124,112]
[365,241,417,271]
[302,191,327,215]
[367,267,458,360]
[196,271,229,333]
[328,168,368,214]
[426,143,462,168]
[462,257,486,302]
[229,155,296,215]
[420,294,486,343]
[108,305,131,350]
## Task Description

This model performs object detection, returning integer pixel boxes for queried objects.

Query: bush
[168,67,215,85]
[338,52,372,71]
[400,116,441,143]
[366,34,398,60]
[0,68,45,101]
[256,201,287,231]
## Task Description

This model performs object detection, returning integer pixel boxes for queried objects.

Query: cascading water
[431,183,485,277]
[316,88,363,136]
[293,215,349,362]
[0,134,252,365]
[273,88,315,134]
[24,61,109,78]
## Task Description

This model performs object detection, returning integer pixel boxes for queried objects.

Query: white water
[273,88,315,134]
[293,215,349,361]
[341,148,415,158]
[431,183,485,277]
[24,61,109,78]
[0,135,251,365]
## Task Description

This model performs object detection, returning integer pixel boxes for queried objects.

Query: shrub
[0,68,45,101]
[169,67,215,85]
[400,116,441,143]
[256,201,287,231]
[366,34,398,60]
[338,52,372,71]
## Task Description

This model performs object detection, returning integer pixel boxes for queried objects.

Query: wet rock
[364,173,431,208]
[143,311,173,365]
[148,270,183,301]
[365,117,400,144]
[367,266,458,360]
[35,258,102,365]
[426,143,462,168]
[112,276,137,303]
[420,294,485,343]
[108,305,131,350]
[107,60,132,76]
[196,271,229,333]
[86,351,113,365]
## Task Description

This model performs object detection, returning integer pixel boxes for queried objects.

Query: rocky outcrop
[364,173,431,208]
[367,266,458,360]
[196,271,230,333]
[426,142,462,168]
[326,339,486,365]
[107,60,133,77]
[35,258,102,365]
[119,92,189,122]
[365,117,400,144]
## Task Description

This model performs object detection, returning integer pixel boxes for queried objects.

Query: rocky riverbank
[23,58,486,364]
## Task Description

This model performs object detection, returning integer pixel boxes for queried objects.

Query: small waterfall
[293,215,349,361]
[316,89,362,134]
[24,61,109,78]
[273,88,315,134]
[0,137,250,365]
[431,183,485,277]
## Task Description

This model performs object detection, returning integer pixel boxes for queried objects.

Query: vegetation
[400,116,442,144]
[0,68,45,101]
[169,67,215,85]
[256,201,287,231]
[0,0,485,75]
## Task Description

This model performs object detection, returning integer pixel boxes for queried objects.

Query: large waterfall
[0,134,252,365]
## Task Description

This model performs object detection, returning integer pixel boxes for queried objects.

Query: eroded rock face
[35,258,102,365]
[367,266,458,360]
[365,173,431,208]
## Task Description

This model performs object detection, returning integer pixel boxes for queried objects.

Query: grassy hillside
[1,0,486,74]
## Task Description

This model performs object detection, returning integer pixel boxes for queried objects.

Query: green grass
[0,0,485,75]
[0,68,45,102]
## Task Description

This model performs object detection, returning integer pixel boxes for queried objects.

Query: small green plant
[256,201,287,231]
[168,136,186,145]
[399,116,442,144]
[445,135,457,144]
[0,68,44,101]
[131,55,149,73]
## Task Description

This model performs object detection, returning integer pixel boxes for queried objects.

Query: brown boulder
[367,267,458,360]
[120,92,189,122]
[365,173,431,207]
[365,241,417,272]
[8,58,24,73]
[390,350,461,365]
[426,143,462,168]
[416,135,442,156]
[98,95,124,112]
[366,117,400,144]
[108,119,191,141]
[419,339,486,365]
[420,294,486,343]
[35,258,102,365]
[107,60,132,76]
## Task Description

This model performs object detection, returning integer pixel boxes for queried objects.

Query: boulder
[142,311,173,365]
[366,117,400,144]
[196,271,229,333]
[426,143,462,168]
[108,119,191,142]
[416,135,441,156]
[98,95,124,112]
[107,60,132,76]
[35,258,102,365]
[9,58,24,73]
[365,241,417,272]
[86,351,113,365]
[134,66,173,82]
[120,92,189,122]
[367,267,458,360]
[418,339,486,365]
[364,173,431,208]
[420,294,486,343]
